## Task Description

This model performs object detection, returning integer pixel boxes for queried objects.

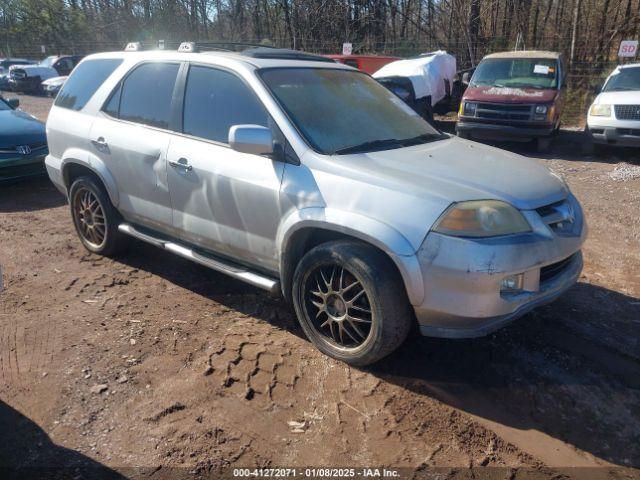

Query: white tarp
[9,64,58,80]
[373,50,457,106]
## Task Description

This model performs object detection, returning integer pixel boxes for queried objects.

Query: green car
[0,96,48,182]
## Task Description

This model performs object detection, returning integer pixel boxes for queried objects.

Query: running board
[118,223,281,295]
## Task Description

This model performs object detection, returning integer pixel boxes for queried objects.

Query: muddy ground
[1,94,639,479]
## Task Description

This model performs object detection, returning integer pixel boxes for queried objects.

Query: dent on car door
[89,61,181,233]
[166,64,285,272]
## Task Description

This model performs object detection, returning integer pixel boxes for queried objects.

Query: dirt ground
[1,94,639,479]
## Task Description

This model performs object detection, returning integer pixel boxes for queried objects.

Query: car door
[166,64,285,272]
[89,61,181,232]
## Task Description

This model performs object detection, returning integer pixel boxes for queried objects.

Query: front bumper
[0,152,48,181]
[587,123,640,147]
[456,120,554,142]
[8,77,40,92]
[413,194,586,338]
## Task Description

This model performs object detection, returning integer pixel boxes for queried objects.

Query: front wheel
[536,136,553,154]
[292,241,413,366]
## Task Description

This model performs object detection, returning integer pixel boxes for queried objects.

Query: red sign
[619,40,638,58]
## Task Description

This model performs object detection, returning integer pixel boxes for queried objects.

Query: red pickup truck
[456,51,566,153]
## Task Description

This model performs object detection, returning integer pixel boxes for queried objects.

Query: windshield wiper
[397,133,444,147]
[333,138,403,155]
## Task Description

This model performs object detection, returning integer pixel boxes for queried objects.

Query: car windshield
[602,67,640,92]
[259,68,444,155]
[470,58,559,89]
[39,56,56,68]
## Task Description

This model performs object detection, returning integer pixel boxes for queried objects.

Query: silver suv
[45,45,586,365]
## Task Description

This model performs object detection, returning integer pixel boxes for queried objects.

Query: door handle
[91,137,109,151]
[168,158,193,171]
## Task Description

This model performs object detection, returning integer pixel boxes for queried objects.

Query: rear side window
[112,62,179,129]
[182,65,268,143]
[55,58,123,111]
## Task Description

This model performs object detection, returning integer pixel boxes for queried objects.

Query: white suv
[45,45,586,365]
[587,63,640,150]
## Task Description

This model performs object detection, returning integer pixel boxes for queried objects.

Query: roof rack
[124,42,142,52]
[178,42,198,53]
[241,47,335,63]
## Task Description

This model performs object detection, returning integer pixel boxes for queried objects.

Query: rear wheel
[292,241,413,366]
[69,176,127,256]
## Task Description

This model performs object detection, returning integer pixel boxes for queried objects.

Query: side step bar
[118,223,281,295]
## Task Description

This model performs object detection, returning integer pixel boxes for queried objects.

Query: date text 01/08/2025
[232,468,401,478]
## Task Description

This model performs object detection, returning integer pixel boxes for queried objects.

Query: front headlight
[463,102,477,116]
[433,200,531,238]
[589,104,611,117]
[535,105,548,114]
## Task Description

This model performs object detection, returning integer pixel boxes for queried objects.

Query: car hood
[593,90,640,105]
[0,109,46,147]
[10,64,57,79]
[464,85,558,104]
[42,76,67,87]
[303,136,568,250]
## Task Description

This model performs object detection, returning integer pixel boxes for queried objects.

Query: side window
[118,62,179,129]
[182,65,268,143]
[55,58,123,111]
[103,83,122,118]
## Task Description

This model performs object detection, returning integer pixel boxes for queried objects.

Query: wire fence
[2,37,637,125]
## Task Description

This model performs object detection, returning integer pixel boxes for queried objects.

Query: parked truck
[456,51,566,153]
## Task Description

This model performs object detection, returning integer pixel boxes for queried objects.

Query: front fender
[277,207,425,305]
[61,147,120,207]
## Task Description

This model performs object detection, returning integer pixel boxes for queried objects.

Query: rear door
[89,61,182,232]
[166,64,285,271]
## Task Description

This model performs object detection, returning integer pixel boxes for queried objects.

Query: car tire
[581,128,607,157]
[536,136,552,154]
[292,240,413,366]
[69,176,128,256]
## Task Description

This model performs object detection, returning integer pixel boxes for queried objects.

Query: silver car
[45,45,586,366]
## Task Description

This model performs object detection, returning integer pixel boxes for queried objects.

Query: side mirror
[7,98,19,109]
[462,72,470,85]
[229,125,274,156]
[593,84,602,94]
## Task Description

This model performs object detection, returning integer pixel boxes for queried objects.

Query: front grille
[476,103,532,121]
[617,128,640,137]
[0,162,46,180]
[535,200,576,234]
[614,105,640,120]
[540,254,576,283]
[9,69,26,79]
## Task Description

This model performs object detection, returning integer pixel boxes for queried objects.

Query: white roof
[84,49,352,71]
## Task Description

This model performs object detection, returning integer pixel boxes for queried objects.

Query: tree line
[1,0,639,74]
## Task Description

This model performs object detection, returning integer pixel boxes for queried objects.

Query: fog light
[501,273,524,292]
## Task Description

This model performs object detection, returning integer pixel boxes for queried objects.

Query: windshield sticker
[485,87,545,97]
[533,64,550,75]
